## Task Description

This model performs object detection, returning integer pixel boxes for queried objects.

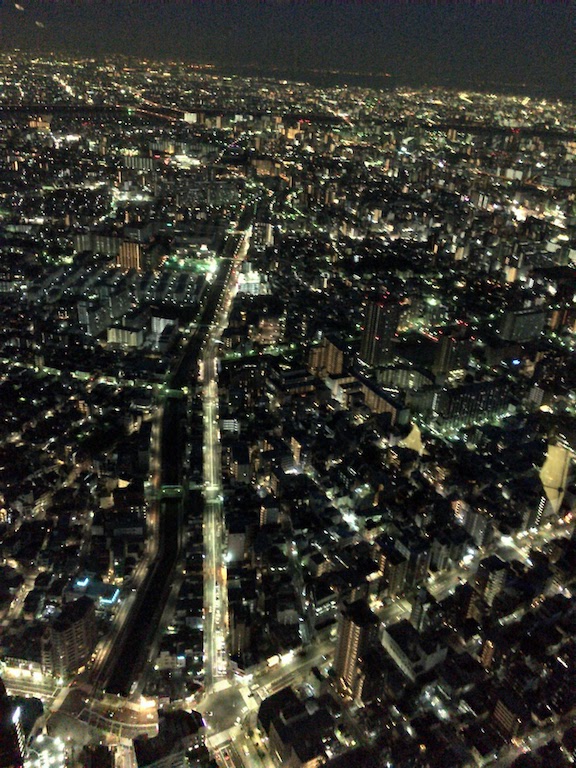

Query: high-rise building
[462,505,493,547]
[492,688,528,739]
[307,335,347,377]
[474,556,508,607]
[0,678,26,768]
[410,588,436,633]
[359,295,401,367]
[432,332,472,376]
[436,377,509,429]
[377,531,431,593]
[41,596,97,679]
[522,493,549,530]
[333,599,378,699]
[499,307,546,342]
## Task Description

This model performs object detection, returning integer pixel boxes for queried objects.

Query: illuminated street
[202,231,250,690]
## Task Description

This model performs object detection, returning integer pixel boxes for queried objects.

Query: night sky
[0,0,572,97]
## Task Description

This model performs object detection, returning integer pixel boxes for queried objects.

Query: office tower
[333,599,378,699]
[0,678,26,768]
[359,295,401,367]
[41,596,97,679]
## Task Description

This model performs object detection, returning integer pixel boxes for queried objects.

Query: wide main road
[202,229,250,690]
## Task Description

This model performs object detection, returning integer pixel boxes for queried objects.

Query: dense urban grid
[0,51,575,768]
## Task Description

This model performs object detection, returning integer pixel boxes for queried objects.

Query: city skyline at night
[0,3,574,768]
[0,1,573,98]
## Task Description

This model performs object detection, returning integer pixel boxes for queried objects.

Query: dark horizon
[0,0,573,100]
